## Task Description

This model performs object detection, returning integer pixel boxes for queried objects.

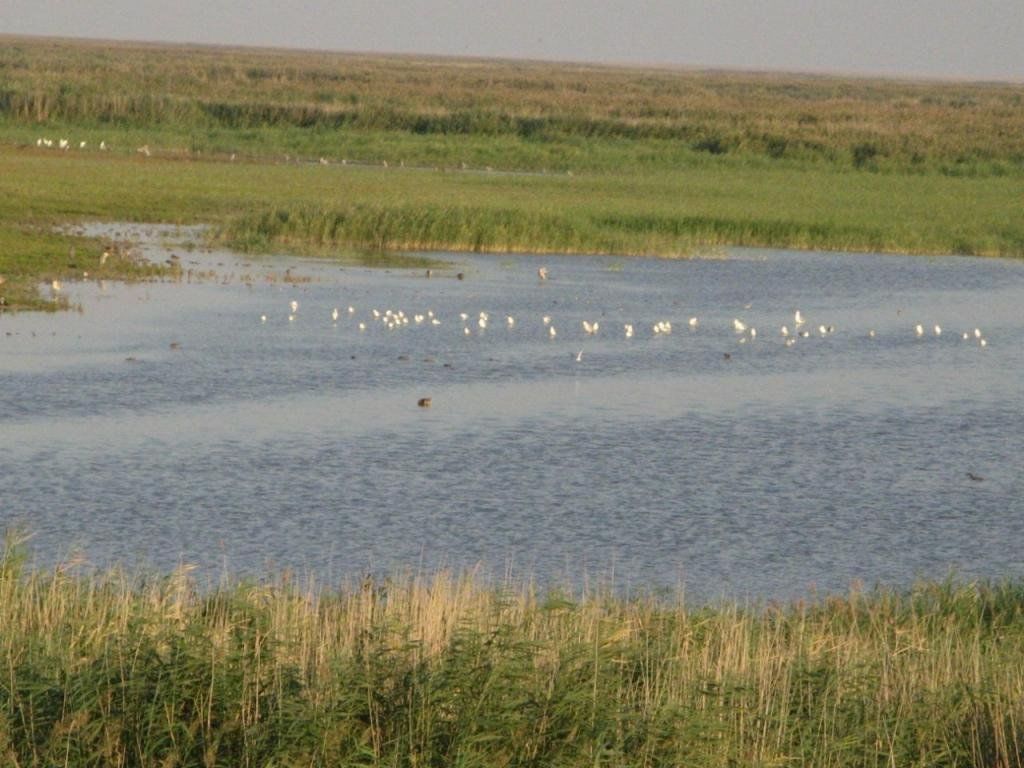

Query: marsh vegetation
[1,36,1023,309]
[2,539,1022,766]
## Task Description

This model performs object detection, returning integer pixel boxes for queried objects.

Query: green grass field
[2,36,1023,310]
[2,538,1022,767]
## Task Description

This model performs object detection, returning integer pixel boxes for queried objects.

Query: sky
[4,0,1023,82]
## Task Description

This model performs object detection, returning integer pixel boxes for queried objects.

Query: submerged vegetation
[2,540,1023,766]
[0,35,1023,309]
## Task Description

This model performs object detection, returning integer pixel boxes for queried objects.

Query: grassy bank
[2,543,1023,766]
[3,147,1021,259]
[1,36,1023,311]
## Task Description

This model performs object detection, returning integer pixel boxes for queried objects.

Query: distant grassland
[4,35,1023,173]
[1,35,1023,309]
[2,539,1023,767]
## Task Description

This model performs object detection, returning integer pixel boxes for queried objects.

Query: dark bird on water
[417,397,432,408]
[966,472,985,482]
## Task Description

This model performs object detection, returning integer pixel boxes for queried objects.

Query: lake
[2,224,1022,601]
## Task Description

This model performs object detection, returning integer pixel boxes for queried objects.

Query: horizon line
[4,31,1022,87]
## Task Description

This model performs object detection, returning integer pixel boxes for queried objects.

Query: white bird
[542,315,551,325]
[733,318,747,332]
[538,267,548,281]
[79,141,86,149]
[794,310,805,326]
[358,322,366,331]
[347,306,355,314]
[575,349,584,362]
[868,329,876,338]
[548,326,557,338]
[99,141,107,150]
[688,317,699,328]
[331,308,339,321]
[962,331,969,340]
[933,324,942,336]
[260,314,267,323]
[288,314,295,323]
[780,325,789,337]
[915,323,924,336]
[750,327,757,339]
[974,328,982,338]
[506,316,515,327]
[290,300,299,313]
[624,323,634,338]
[980,338,988,347]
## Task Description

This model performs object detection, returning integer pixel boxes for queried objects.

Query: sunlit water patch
[2,225,1022,600]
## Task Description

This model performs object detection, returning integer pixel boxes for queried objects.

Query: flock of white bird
[36,137,108,151]
[260,301,990,349]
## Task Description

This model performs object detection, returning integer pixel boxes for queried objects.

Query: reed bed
[3,36,1024,174]
[2,539,1023,767]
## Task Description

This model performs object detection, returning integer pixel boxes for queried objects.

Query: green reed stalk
[2,536,1023,767]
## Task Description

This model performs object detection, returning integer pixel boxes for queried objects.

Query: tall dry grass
[2,537,1022,766]
[3,35,1023,173]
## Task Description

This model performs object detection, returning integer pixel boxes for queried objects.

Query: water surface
[3,225,1022,600]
